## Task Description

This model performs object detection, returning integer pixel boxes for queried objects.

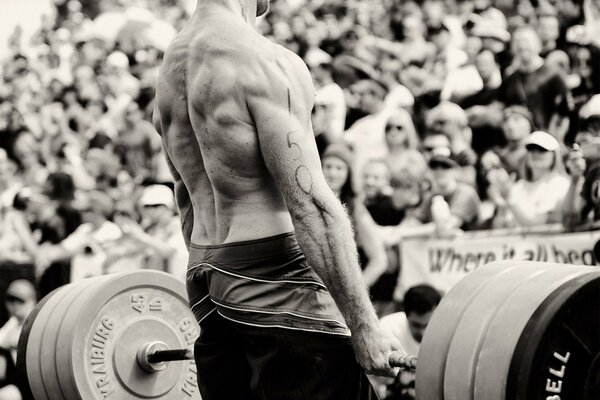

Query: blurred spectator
[459,48,505,155]
[379,284,442,400]
[115,101,162,180]
[538,12,561,58]
[0,150,21,210]
[0,189,38,266]
[321,143,387,288]
[479,105,534,195]
[488,131,570,228]
[425,102,476,166]
[36,190,119,282]
[362,159,402,226]
[344,79,391,186]
[418,147,482,234]
[384,108,427,180]
[311,60,347,155]
[0,279,36,400]
[500,27,571,141]
[113,185,188,281]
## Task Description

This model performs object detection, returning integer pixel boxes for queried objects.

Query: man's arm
[245,57,402,376]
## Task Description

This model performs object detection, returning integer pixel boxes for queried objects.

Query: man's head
[511,27,542,66]
[428,147,458,196]
[350,79,387,115]
[538,14,560,45]
[502,105,533,143]
[426,102,471,146]
[5,279,37,323]
[475,49,498,84]
[362,159,390,200]
[389,169,422,210]
[403,284,442,343]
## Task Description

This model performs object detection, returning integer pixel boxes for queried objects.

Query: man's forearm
[292,202,379,332]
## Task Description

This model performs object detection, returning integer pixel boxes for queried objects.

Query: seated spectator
[321,143,387,288]
[379,284,442,400]
[0,279,36,400]
[488,131,570,228]
[114,185,188,281]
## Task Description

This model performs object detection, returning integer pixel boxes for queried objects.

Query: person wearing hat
[488,131,570,228]
[113,185,188,282]
[321,143,388,290]
[416,147,482,234]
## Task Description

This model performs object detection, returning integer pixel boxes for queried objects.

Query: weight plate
[507,273,600,400]
[473,265,599,400]
[55,270,201,400]
[416,261,533,400]
[443,263,561,400]
[41,276,111,400]
[17,287,60,400]
[25,283,78,400]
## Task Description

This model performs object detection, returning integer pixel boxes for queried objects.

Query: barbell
[16,262,599,399]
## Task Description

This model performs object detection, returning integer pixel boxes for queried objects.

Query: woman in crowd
[321,142,388,289]
[488,131,570,228]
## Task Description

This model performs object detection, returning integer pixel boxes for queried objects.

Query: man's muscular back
[154,7,315,245]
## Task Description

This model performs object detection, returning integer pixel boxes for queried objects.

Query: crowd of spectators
[0,0,599,398]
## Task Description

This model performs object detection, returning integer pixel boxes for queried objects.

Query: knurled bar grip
[389,352,418,370]
[147,348,194,363]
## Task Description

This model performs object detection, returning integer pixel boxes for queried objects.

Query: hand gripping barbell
[17,262,599,399]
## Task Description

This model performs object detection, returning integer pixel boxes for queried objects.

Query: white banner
[398,230,600,297]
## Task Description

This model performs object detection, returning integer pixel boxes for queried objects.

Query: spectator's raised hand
[565,145,586,180]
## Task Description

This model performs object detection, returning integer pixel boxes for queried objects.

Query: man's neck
[196,0,257,27]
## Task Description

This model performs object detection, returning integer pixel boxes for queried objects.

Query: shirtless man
[153,1,404,398]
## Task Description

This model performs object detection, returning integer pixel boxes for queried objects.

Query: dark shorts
[195,311,377,400]
[186,233,377,400]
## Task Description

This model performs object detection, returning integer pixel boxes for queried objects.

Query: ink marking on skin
[287,88,291,118]
[286,130,302,161]
[295,165,313,194]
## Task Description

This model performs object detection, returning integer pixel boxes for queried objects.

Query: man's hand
[352,324,406,377]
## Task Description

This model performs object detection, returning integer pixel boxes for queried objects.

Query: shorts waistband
[189,232,299,264]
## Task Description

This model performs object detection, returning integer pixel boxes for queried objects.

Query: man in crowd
[378,284,442,400]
